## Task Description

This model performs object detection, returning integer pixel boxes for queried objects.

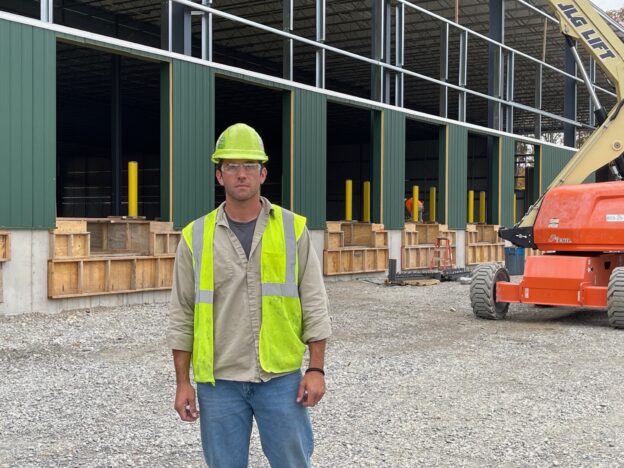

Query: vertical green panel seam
[9,23,21,225]
[0,22,10,226]
[32,27,43,227]
[22,25,34,228]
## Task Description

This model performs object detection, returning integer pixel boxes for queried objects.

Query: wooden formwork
[150,231,182,256]
[466,243,505,265]
[0,231,10,262]
[413,223,440,244]
[402,245,435,269]
[50,232,90,258]
[323,247,388,275]
[48,218,179,298]
[323,221,389,275]
[401,222,456,270]
[466,224,501,243]
[48,256,174,298]
[465,224,504,265]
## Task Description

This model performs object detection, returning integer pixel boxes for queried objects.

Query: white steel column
[316,0,326,88]
[40,0,53,22]
[440,23,449,118]
[201,0,213,61]
[395,3,404,107]
[458,31,468,122]
[505,51,514,133]
[283,0,293,80]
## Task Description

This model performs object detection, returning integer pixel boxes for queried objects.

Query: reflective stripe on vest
[261,208,299,298]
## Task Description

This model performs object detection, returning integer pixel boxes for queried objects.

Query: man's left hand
[296,371,326,407]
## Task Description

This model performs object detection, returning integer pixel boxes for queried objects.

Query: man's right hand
[174,382,199,422]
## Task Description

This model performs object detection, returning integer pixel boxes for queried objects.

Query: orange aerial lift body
[470,0,624,327]
[533,182,624,252]
[497,183,624,308]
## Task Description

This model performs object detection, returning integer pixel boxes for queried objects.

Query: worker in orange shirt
[405,197,424,223]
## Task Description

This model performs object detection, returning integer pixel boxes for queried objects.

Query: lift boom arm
[501,0,624,247]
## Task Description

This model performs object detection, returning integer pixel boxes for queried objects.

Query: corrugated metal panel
[442,123,468,229]
[171,60,215,229]
[292,88,327,229]
[539,144,575,194]
[0,20,55,229]
[381,110,405,230]
[498,136,515,227]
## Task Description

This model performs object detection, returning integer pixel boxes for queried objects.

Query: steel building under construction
[0,0,622,314]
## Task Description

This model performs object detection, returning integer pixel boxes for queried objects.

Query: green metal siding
[498,136,515,227]
[171,60,215,229]
[0,20,55,229]
[539,145,575,193]
[440,124,468,229]
[292,88,326,229]
[381,110,405,229]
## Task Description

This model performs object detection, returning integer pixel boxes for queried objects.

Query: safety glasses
[221,162,262,174]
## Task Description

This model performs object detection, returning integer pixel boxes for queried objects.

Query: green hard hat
[211,123,268,164]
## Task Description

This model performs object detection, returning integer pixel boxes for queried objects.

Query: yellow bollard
[479,191,486,224]
[429,187,436,223]
[468,190,474,224]
[128,161,138,218]
[362,181,371,223]
[513,193,517,224]
[412,185,419,222]
[345,179,353,221]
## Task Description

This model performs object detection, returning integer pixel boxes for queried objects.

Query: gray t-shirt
[226,214,257,259]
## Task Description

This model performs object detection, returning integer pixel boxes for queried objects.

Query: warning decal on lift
[606,214,624,222]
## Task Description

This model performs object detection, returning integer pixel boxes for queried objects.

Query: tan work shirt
[167,197,331,382]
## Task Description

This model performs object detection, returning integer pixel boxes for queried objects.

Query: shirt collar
[216,197,273,226]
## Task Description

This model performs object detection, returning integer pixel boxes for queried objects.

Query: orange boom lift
[470,0,624,328]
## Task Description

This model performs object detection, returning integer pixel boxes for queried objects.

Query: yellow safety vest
[182,205,307,384]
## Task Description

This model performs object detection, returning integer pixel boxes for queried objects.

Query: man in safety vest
[167,123,331,467]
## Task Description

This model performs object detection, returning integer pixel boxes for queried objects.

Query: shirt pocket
[213,260,234,289]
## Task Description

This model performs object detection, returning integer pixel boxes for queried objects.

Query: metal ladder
[429,236,453,270]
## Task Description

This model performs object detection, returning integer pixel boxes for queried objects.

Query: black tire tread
[470,264,510,320]
[607,267,624,329]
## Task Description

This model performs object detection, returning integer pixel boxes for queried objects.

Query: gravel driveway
[1,279,623,467]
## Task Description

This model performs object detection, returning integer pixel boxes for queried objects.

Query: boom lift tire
[470,264,510,320]
[607,267,624,329]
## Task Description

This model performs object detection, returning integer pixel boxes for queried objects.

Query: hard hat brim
[211,149,269,164]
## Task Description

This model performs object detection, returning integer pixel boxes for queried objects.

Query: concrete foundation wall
[0,230,170,316]
[455,231,466,268]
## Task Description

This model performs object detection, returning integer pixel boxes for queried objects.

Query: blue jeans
[197,371,313,468]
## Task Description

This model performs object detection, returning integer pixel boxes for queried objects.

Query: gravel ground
[1,278,623,467]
